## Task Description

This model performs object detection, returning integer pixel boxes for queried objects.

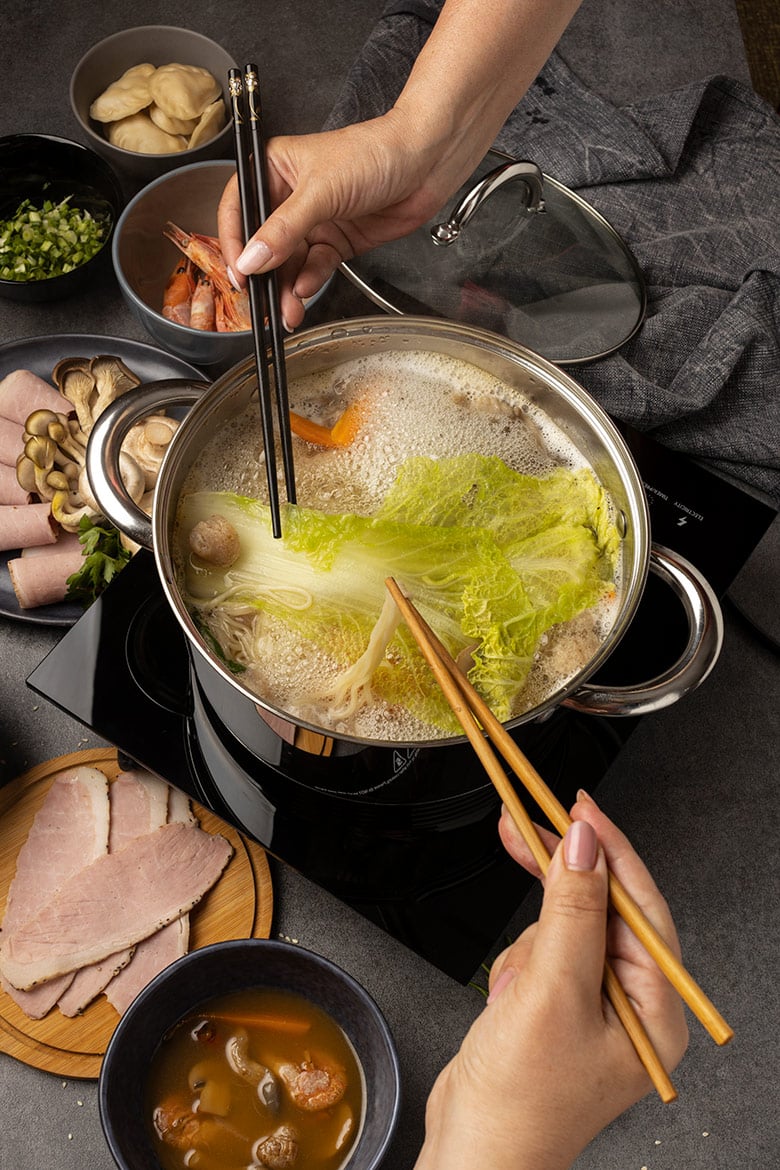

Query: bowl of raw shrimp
[112,159,257,373]
[98,938,401,1170]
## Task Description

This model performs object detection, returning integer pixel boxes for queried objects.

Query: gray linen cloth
[323,1,780,504]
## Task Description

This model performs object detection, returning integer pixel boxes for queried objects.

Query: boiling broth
[146,987,364,1170]
[175,350,621,740]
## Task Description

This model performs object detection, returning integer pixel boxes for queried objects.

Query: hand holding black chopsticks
[228,65,296,538]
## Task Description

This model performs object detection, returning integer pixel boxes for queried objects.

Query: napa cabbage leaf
[179,453,620,733]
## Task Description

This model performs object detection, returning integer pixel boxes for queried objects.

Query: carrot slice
[202,1012,311,1035]
[288,411,337,447]
[288,397,368,449]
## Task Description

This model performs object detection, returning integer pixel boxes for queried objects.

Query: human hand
[217,110,453,331]
[414,791,688,1170]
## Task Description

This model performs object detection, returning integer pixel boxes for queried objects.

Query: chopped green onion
[0,196,111,282]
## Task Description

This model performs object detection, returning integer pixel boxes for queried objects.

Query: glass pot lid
[340,151,646,365]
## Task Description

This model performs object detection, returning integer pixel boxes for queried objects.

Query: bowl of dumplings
[70,25,238,190]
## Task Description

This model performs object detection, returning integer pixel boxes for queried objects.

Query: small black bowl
[0,133,124,303]
[98,939,401,1170]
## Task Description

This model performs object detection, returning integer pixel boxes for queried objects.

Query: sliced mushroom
[121,414,179,490]
[226,1028,281,1114]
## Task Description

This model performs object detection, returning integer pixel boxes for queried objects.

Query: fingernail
[487,967,516,1004]
[236,239,272,274]
[281,314,294,334]
[226,264,242,292]
[576,788,594,805]
[564,821,598,871]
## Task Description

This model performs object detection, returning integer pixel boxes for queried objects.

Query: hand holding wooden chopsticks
[385,576,733,1103]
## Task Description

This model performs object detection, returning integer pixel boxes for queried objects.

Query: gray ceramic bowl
[99,939,401,1170]
[112,159,254,373]
[70,26,237,191]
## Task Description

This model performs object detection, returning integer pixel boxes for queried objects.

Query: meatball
[189,513,241,567]
[277,1060,347,1111]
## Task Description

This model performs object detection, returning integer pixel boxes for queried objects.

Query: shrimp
[161,258,194,326]
[164,222,252,331]
[216,286,252,332]
[164,222,233,296]
[190,271,216,330]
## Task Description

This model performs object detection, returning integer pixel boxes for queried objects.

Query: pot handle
[562,544,724,718]
[86,379,208,550]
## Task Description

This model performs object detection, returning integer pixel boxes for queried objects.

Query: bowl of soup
[99,938,400,1170]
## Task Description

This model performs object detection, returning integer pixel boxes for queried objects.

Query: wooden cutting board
[0,748,273,1079]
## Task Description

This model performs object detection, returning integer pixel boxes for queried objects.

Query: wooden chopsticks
[385,576,734,1103]
[228,64,296,538]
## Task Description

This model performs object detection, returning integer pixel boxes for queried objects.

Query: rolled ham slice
[0,369,71,426]
[0,462,30,506]
[21,530,82,557]
[0,502,57,552]
[0,415,25,466]
[0,821,233,991]
[8,546,85,608]
[0,767,110,1019]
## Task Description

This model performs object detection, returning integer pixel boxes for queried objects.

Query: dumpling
[188,98,227,148]
[149,63,221,121]
[89,63,156,123]
[107,111,189,155]
[148,103,198,137]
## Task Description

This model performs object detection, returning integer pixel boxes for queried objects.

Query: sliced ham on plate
[8,546,86,609]
[0,369,71,426]
[0,415,25,466]
[0,821,233,992]
[57,769,171,1018]
[105,781,196,1015]
[0,502,57,553]
[0,767,110,1019]
[0,461,29,506]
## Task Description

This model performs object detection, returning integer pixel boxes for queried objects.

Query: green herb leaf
[65,516,131,608]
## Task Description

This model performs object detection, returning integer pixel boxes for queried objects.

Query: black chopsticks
[228,65,296,538]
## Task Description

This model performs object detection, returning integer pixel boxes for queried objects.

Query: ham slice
[0,415,25,466]
[57,769,170,1018]
[8,546,85,608]
[0,461,29,506]
[105,783,195,1015]
[21,531,82,557]
[0,821,233,991]
[0,502,57,552]
[0,767,109,1019]
[0,369,71,426]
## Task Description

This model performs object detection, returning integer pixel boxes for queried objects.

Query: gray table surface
[1,3,778,1169]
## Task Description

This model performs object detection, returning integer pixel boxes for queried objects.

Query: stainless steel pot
[87,316,723,746]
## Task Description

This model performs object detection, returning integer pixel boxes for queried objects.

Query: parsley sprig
[65,516,131,607]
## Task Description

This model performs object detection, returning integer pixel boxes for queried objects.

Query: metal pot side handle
[85,379,208,550]
[562,544,724,718]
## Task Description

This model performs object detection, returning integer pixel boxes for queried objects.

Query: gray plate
[0,333,206,626]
